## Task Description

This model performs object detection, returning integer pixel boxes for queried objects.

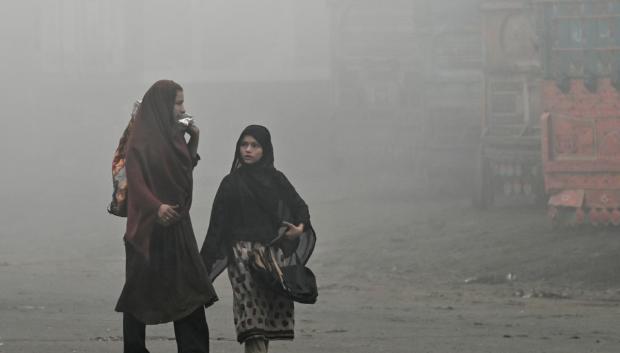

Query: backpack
[107,100,141,217]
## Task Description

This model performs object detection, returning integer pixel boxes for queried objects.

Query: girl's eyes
[241,142,260,148]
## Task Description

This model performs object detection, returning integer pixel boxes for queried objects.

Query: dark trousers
[123,307,210,353]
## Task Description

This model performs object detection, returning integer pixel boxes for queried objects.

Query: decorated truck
[536,0,620,225]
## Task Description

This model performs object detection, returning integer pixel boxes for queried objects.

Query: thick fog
[0,0,482,251]
[1,1,543,351]
[1,1,335,252]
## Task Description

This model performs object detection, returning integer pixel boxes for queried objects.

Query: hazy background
[6,3,620,352]
[0,3,492,334]
[0,0,483,257]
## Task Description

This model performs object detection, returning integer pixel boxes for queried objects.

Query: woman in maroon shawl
[115,80,217,353]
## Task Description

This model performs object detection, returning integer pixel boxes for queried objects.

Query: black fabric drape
[200,125,315,281]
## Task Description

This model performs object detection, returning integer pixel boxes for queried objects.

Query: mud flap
[548,189,585,209]
[548,190,585,227]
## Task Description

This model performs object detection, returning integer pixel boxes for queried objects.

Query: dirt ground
[2,183,620,353]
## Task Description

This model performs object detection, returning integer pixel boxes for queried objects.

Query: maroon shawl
[124,80,194,258]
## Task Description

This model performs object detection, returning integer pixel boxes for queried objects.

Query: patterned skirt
[228,241,295,343]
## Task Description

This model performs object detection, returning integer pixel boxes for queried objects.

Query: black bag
[281,255,318,304]
[250,245,318,304]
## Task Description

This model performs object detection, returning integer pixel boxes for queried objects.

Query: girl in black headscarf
[201,125,316,353]
[115,80,217,353]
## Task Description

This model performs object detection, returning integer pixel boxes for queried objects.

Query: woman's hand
[283,221,304,239]
[186,123,200,163]
[187,123,200,137]
[157,204,180,226]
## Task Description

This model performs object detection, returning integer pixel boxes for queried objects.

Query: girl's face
[239,135,263,165]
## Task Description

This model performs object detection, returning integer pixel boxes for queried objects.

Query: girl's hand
[283,221,304,239]
[157,204,180,226]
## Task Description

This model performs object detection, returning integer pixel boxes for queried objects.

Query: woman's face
[173,90,185,120]
[239,135,263,165]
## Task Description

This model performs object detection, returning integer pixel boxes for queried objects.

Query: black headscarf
[231,125,285,229]
[231,124,275,171]
[201,125,316,281]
